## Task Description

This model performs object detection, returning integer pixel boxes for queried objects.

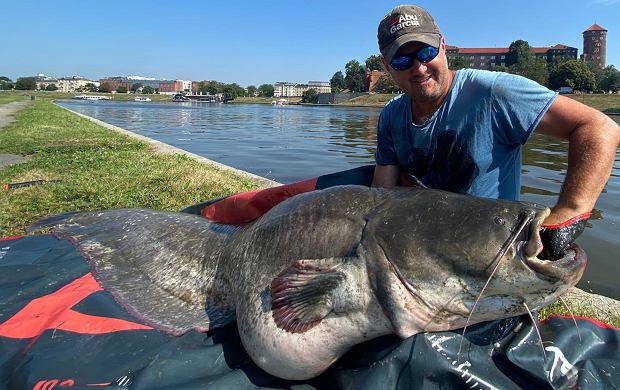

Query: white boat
[271,98,288,105]
[134,97,152,102]
[73,95,111,101]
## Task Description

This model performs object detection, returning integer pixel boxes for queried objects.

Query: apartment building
[273,81,331,97]
[56,76,96,92]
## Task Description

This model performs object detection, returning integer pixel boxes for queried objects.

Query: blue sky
[2,0,618,87]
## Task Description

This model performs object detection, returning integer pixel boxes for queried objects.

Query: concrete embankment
[56,103,281,189]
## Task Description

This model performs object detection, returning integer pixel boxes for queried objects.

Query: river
[57,100,620,300]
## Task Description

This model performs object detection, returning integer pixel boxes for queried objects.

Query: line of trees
[0,76,277,99]
[330,39,619,95]
[448,40,620,93]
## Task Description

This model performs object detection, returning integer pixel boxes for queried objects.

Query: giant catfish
[31,185,587,380]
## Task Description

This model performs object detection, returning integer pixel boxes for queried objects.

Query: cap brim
[381,33,441,63]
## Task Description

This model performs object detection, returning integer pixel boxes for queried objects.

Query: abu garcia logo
[390,14,420,34]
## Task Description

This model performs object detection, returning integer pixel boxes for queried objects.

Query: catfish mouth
[513,211,588,283]
[523,244,587,284]
[513,209,587,285]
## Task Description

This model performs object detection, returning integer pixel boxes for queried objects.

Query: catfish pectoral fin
[271,258,349,333]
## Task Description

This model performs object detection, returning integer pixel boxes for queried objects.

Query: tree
[116,86,128,93]
[504,40,548,86]
[374,74,400,94]
[510,57,549,86]
[365,55,385,71]
[84,83,98,92]
[548,60,596,91]
[45,84,58,91]
[142,86,155,94]
[246,85,258,96]
[507,40,533,67]
[345,60,366,92]
[131,83,143,93]
[221,83,245,100]
[448,56,466,70]
[15,77,36,90]
[302,88,318,103]
[599,65,620,93]
[247,85,257,96]
[98,82,112,93]
[258,84,274,97]
[330,71,346,93]
[0,77,13,90]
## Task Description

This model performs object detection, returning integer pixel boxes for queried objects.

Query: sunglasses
[390,45,440,71]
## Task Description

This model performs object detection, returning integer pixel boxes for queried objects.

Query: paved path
[0,100,31,168]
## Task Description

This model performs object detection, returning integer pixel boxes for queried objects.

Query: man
[372,5,619,259]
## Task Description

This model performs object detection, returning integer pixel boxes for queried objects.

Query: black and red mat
[1,166,619,389]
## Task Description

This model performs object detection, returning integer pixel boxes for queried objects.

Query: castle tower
[582,24,607,68]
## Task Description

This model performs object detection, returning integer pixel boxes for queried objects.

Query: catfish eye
[494,216,505,226]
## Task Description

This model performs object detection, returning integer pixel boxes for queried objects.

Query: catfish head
[360,187,587,338]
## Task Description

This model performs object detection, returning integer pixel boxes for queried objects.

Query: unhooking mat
[1,165,619,390]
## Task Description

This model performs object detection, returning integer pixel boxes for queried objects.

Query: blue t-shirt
[375,69,557,200]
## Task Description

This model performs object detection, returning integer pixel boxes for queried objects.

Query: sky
[1,0,618,87]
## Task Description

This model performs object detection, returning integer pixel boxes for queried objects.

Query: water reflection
[57,100,620,300]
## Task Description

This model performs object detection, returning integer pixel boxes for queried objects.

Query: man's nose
[408,59,428,74]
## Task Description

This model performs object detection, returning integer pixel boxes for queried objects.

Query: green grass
[0,92,28,104]
[567,93,620,113]
[540,301,620,329]
[0,100,259,236]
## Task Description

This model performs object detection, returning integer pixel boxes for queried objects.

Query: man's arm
[372,164,400,187]
[535,95,620,225]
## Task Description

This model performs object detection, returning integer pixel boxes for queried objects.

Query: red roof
[584,24,607,32]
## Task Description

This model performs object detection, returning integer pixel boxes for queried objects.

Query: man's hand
[539,212,590,260]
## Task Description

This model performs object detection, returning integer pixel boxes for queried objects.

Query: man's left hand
[539,212,591,260]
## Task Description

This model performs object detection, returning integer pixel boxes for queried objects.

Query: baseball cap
[378,5,442,63]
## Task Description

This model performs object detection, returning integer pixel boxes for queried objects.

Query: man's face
[383,38,451,104]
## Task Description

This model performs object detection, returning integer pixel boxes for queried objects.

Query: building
[99,77,133,91]
[158,80,185,94]
[446,44,578,69]
[99,76,185,93]
[56,76,96,92]
[307,81,331,94]
[366,70,388,93]
[582,24,607,68]
[31,74,58,90]
[273,81,331,97]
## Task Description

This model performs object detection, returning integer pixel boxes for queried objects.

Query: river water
[57,100,620,300]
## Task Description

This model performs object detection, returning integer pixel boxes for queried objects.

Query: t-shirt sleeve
[374,107,398,166]
[490,73,557,145]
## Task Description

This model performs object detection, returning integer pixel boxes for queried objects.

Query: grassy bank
[0,100,259,236]
[567,93,620,113]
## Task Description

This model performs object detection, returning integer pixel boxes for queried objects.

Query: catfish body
[32,185,586,380]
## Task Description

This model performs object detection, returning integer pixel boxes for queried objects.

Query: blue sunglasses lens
[390,45,439,70]
[417,46,439,62]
